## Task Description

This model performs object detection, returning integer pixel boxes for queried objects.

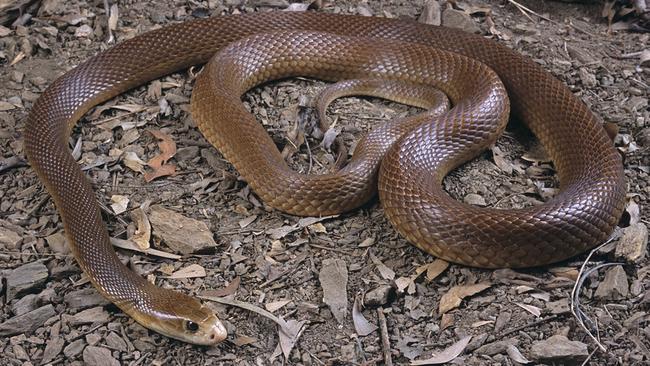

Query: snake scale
[23,12,625,344]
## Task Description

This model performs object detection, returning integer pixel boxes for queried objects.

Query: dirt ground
[1,0,649,365]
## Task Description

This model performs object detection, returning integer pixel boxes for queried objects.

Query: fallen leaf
[130,207,151,250]
[625,199,640,225]
[359,237,375,247]
[238,215,257,228]
[440,313,454,331]
[110,195,129,215]
[439,283,492,314]
[144,130,177,182]
[396,336,423,360]
[369,251,395,280]
[123,151,146,173]
[110,237,180,259]
[506,344,531,364]
[548,266,579,281]
[108,4,119,31]
[278,318,306,359]
[308,222,327,233]
[514,302,542,317]
[319,259,348,323]
[266,300,291,313]
[395,276,415,294]
[352,298,378,336]
[233,335,257,347]
[471,320,494,328]
[416,259,449,281]
[167,264,206,279]
[411,336,472,365]
[201,276,240,297]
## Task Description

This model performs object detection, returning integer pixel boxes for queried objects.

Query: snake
[23,12,626,345]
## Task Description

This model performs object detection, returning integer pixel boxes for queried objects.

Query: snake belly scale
[23,12,625,344]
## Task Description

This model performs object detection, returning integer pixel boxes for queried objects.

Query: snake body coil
[24,12,625,344]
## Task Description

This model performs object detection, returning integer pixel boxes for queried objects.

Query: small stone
[615,223,648,263]
[594,265,629,300]
[64,288,110,309]
[105,331,128,352]
[75,24,93,37]
[442,8,481,33]
[45,231,70,255]
[86,333,102,346]
[0,227,22,249]
[578,68,597,88]
[11,294,38,316]
[0,304,56,337]
[69,306,110,326]
[42,336,65,364]
[364,285,394,307]
[148,205,217,254]
[176,146,200,161]
[475,339,518,356]
[530,335,588,362]
[464,193,486,206]
[63,339,86,358]
[5,261,49,300]
[340,343,356,362]
[547,298,570,314]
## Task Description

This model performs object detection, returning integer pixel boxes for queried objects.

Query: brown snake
[24,12,626,344]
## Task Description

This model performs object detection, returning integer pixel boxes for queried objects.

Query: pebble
[148,205,217,254]
[41,336,65,364]
[615,223,648,263]
[464,193,487,206]
[68,306,110,325]
[5,261,49,301]
[475,338,518,356]
[594,265,629,300]
[364,284,394,307]
[0,304,56,337]
[547,298,570,314]
[105,331,128,352]
[63,338,86,358]
[530,334,588,362]
[0,226,22,249]
[64,288,110,309]
[442,8,481,33]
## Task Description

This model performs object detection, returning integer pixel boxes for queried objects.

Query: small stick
[376,308,393,366]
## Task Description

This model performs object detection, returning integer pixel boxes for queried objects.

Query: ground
[0,0,649,365]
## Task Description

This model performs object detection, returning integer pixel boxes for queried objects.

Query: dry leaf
[130,207,151,250]
[319,259,348,323]
[397,336,423,360]
[514,302,542,317]
[440,313,454,331]
[548,266,579,281]
[359,237,375,247]
[233,335,257,347]
[278,318,306,359]
[123,151,146,173]
[411,336,472,365]
[395,276,414,293]
[168,264,206,279]
[144,130,177,182]
[625,199,640,225]
[201,277,240,297]
[439,282,492,314]
[471,320,494,328]
[238,215,257,228]
[108,4,119,31]
[415,259,449,281]
[109,237,180,259]
[110,195,129,215]
[352,298,378,336]
[507,344,531,364]
[369,252,395,280]
[266,300,291,313]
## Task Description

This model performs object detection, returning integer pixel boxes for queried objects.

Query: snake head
[128,289,227,345]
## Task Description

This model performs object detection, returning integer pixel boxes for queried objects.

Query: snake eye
[185,320,199,333]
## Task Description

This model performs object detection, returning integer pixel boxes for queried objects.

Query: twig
[498,314,559,338]
[570,236,621,352]
[506,0,595,36]
[376,309,393,366]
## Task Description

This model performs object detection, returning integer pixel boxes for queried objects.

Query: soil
[1,0,649,365]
